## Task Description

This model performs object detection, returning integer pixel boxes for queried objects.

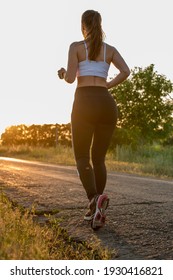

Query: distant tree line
[1,123,71,147]
[1,64,173,148]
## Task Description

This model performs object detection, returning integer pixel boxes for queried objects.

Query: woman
[58,10,130,229]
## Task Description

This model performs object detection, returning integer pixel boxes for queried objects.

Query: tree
[1,123,72,147]
[110,64,173,146]
[0,125,28,146]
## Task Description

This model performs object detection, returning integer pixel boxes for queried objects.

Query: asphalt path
[0,157,173,259]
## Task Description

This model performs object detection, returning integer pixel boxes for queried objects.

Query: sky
[0,0,173,136]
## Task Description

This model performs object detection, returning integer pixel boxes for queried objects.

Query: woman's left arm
[57,42,78,84]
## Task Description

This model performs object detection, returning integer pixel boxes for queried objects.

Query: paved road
[0,157,173,259]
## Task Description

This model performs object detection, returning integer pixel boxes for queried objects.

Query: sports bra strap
[84,41,88,60]
[103,43,106,62]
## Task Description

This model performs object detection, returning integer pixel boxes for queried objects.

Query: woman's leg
[91,123,115,194]
[71,118,97,201]
[91,88,117,194]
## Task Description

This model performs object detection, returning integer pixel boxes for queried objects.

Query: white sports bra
[77,41,110,79]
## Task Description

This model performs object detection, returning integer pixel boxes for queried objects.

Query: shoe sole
[84,214,94,221]
[91,194,109,230]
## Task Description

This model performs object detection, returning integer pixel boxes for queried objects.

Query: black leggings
[71,86,118,201]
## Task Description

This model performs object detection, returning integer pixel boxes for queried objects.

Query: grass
[107,144,173,178]
[0,144,173,178]
[0,193,111,260]
[0,145,75,165]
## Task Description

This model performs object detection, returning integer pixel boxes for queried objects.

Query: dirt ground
[0,157,173,259]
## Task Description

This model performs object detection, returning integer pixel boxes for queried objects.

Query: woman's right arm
[106,47,130,89]
[58,42,78,84]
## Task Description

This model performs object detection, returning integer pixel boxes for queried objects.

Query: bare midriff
[77,76,107,88]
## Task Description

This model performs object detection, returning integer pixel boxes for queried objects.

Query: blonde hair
[82,10,105,60]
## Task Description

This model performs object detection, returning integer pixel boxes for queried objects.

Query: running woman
[58,10,130,229]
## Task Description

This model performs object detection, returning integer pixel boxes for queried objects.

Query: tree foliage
[110,64,173,146]
[1,123,72,147]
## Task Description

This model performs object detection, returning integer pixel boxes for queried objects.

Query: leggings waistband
[75,86,109,96]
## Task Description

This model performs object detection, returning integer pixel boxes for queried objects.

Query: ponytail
[82,10,105,60]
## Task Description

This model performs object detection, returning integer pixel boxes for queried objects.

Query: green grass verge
[0,193,112,260]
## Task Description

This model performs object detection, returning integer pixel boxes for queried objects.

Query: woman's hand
[106,81,112,89]
[57,68,66,79]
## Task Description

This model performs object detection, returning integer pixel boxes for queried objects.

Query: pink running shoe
[91,194,109,230]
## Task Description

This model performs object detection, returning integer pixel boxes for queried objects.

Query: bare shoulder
[104,42,118,62]
[69,41,84,50]
[105,42,118,54]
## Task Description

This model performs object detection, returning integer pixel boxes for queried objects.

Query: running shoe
[84,195,97,221]
[91,194,109,230]
[84,209,94,221]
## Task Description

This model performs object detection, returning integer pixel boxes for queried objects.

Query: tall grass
[0,144,75,165]
[0,194,51,259]
[108,144,173,177]
[0,144,173,177]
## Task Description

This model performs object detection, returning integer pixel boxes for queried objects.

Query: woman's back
[76,40,114,88]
